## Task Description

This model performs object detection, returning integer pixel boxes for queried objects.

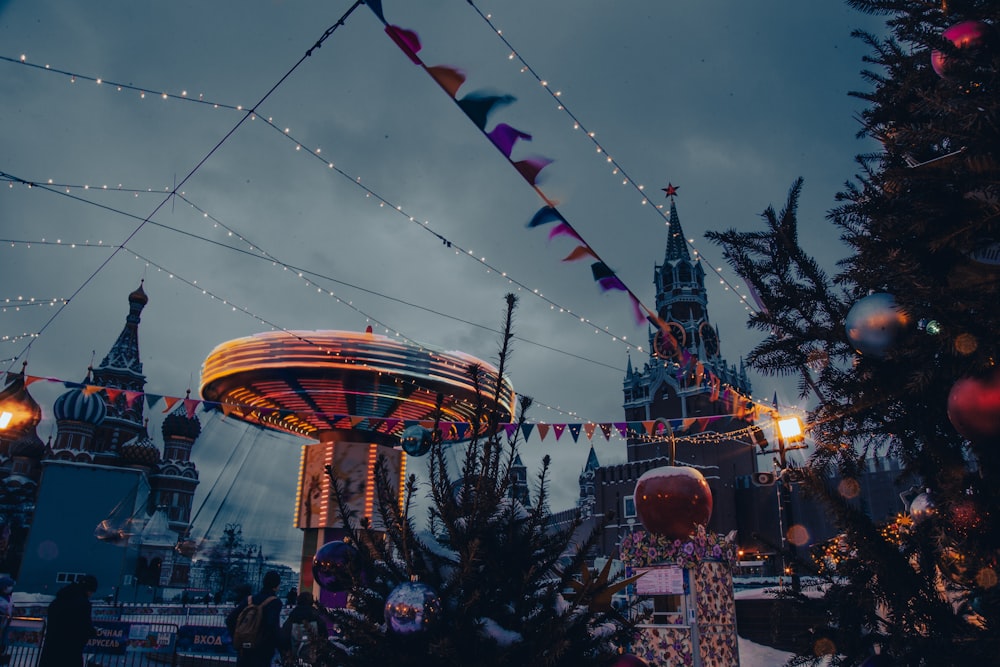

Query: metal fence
[3,615,244,666]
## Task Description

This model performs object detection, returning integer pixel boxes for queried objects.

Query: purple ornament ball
[312,540,359,593]
[384,581,441,634]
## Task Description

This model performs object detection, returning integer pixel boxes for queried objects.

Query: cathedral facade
[1,284,203,600]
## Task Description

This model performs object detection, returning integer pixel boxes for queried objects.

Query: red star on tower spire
[661,182,679,199]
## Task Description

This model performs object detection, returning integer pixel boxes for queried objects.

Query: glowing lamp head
[0,412,12,429]
[777,417,804,442]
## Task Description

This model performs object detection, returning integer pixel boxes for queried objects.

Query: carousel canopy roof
[200,330,515,444]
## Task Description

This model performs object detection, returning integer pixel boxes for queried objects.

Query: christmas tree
[706,1,999,664]
[307,294,638,666]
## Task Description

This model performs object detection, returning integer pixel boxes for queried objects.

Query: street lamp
[771,410,805,594]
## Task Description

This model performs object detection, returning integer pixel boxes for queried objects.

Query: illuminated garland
[6,368,782,445]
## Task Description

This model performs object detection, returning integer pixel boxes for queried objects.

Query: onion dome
[53,387,107,425]
[129,282,149,306]
[162,401,202,441]
[120,431,161,467]
[10,431,45,459]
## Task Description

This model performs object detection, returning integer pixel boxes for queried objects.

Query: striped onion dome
[120,432,160,466]
[53,388,107,425]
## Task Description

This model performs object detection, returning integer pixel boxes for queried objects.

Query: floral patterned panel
[621,527,739,666]
[633,625,693,666]
[619,525,738,569]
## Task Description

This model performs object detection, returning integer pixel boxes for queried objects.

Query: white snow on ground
[739,636,794,666]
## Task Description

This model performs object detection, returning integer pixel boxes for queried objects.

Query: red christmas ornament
[947,370,1000,442]
[932,20,991,78]
[633,466,713,540]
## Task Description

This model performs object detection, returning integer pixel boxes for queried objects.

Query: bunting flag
[520,423,534,440]
[24,375,44,387]
[568,424,582,442]
[583,422,596,440]
[615,423,629,439]
[161,395,182,413]
[456,92,516,130]
[104,387,123,404]
[454,421,470,440]
[562,245,599,262]
[487,123,531,157]
[548,222,583,243]
[83,384,103,396]
[599,423,613,440]
[592,262,627,292]
[427,65,466,97]
[365,0,386,23]
[552,423,566,441]
[526,206,567,229]
[513,156,553,185]
[536,423,550,441]
[124,390,143,408]
[504,423,519,438]
[385,24,422,64]
[145,393,162,410]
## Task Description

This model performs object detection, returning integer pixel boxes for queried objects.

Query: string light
[0,33,787,424]
[463,2,760,316]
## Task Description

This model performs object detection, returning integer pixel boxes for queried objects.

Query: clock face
[699,322,719,357]
[654,322,686,360]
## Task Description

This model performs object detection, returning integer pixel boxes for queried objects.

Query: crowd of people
[0,570,331,667]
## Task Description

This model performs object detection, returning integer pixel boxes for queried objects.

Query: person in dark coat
[38,574,98,667]
[226,570,282,667]
[280,591,325,664]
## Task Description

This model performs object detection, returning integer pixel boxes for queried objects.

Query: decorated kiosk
[619,463,740,666]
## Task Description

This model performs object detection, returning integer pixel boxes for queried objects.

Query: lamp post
[772,413,805,594]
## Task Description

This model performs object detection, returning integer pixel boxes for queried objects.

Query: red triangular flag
[184,398,200,419]
[536,423,550,441]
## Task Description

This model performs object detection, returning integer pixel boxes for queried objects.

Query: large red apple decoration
[947,370,1000,442]
[633,465,713,540]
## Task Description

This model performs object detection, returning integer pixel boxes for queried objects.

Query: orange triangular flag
[162,396,181,413]
[584,423,597,440]
[536,423,550,441]
[427,65,466,98]
[83,384,103,396]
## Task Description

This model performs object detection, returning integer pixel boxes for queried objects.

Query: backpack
[231,594,277,653]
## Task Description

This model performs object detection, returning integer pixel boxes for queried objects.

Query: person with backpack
[280,591,325,665]
[226,571,282,667]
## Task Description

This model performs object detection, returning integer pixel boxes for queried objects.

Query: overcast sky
[1,1,883,568]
